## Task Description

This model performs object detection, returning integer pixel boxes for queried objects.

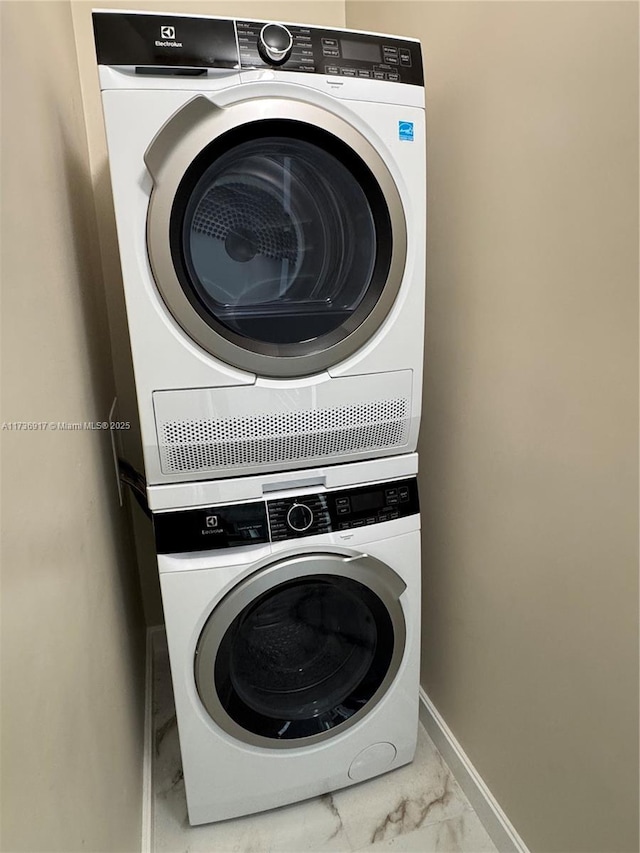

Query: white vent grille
[160,398,410,474]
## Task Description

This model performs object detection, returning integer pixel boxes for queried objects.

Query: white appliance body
[95,11,426,486]
[154,454,421,825]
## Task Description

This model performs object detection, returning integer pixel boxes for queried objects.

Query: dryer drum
[191,183,299,264]
[181,134,375,345]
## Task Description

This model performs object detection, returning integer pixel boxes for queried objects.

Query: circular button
[286,503,314,532]
[258,23,293,65]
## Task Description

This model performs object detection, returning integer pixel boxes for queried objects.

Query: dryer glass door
[181,133,381,348]
[194,553,406,747]
[147,101,407,377]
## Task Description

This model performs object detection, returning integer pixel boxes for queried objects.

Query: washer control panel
[267,477,419,542]
[155,478,419,553]
[328,479,418,531]
[286,503,314,531]
[268,493,332,541]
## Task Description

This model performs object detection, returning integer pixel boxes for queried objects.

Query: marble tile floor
[152,632,498,853]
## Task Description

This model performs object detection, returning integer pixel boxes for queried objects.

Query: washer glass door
[194,554,406,747]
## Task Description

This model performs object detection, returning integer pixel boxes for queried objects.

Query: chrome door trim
[194,551,407,749]
[145,95,407,378]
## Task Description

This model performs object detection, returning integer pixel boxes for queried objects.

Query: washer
[153,454,421,825]
[93,11,426,486]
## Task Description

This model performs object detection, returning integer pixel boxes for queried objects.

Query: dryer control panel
[236,20,423,85]
[154,478,419,553]
[92,13,423,86]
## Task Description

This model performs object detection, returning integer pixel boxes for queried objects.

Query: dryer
[94,12,426,485]
[153,454,421,825]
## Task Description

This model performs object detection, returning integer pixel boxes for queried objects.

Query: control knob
[258,23,294,65]
[286,502,314,532]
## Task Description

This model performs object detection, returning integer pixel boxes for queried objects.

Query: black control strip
[92,13,423,86]
[154,477,419,554]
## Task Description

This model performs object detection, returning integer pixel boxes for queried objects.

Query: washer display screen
[350,490,384,514]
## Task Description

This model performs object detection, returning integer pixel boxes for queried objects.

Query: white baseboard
[141,626,163,853]
[419,688,530,853]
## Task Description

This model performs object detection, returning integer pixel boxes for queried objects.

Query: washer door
[145,96,407,378]
[194,552,407,748]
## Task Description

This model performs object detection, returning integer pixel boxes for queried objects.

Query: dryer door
[145,96,407,378]
[194,552,407,747]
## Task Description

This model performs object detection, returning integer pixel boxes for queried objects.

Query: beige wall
[0,2,145,850]
[346,2,639,851]
[70,0,346,626]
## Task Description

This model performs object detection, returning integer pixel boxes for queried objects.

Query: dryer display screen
[340,39,381,64]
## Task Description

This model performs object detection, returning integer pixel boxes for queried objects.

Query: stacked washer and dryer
[94,9,426,826]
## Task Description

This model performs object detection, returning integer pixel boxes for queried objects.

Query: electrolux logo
[155,24,183,48]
